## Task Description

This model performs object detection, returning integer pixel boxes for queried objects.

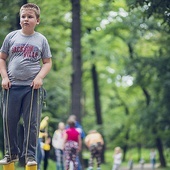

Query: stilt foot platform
[25,165,37,170]
[3,162,15,170]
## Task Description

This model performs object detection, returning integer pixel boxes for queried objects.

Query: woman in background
[63,117,82,170]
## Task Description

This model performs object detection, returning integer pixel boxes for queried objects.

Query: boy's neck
[21,29,35,36]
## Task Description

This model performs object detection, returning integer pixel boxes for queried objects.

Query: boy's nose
[24,17,29,20]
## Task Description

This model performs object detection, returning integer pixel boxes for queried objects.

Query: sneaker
[88,167,93,170]
[26,158,37,166]
[0,154,18,165]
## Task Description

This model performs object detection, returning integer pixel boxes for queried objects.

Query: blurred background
[0,0,170,169]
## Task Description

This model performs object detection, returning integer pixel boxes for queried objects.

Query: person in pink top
[63,117,82,170]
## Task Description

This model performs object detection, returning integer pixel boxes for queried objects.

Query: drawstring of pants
[25,88,35,161]
[35,88,41,159]
[3,89,11,159]
[25,88,41,162]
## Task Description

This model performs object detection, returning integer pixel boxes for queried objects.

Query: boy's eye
[28,15,33,18]
[21,15,34,19]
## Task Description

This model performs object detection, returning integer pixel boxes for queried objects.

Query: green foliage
[0,0,21,44]
[126,0,170,26]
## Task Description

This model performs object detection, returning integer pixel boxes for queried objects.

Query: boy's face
[20,9,40,34]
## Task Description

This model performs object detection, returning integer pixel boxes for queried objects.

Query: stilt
[3,162,15,170]
[25,165,37,170]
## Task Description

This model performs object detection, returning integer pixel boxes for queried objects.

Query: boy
[0,3,52,166]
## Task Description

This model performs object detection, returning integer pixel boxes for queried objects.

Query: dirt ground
[121,163,158,170]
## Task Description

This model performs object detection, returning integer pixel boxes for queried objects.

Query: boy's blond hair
[20,3,40,19]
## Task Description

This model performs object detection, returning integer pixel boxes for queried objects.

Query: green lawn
[0,149,169,170]
[0,160,55,170]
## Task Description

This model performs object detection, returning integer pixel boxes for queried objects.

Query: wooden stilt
[3,162,15,170]
[25,165,37,170]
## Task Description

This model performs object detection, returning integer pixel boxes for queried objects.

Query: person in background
[66,115,85,170]
[128,156,133,170]
[112,147,122,170]
[139,158,145,170]
[84,130,104,170]
[63,117,82,170]
[68,115,86,139]
[150,149,156,170]
[37,116,49,170]
[0,3,52,166]
[52,122,65,170]
[42,134,51,170]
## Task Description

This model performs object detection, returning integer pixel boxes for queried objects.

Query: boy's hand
[1,77,11,89]
[31,76,43,89]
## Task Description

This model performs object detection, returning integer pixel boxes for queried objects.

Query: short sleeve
[41,37,52,59]
[0,31,18,55]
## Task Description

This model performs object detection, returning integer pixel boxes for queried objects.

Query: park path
[121,163,158,170]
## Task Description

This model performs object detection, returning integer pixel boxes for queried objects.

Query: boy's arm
[0,52,11,89]
[31,58,52,89]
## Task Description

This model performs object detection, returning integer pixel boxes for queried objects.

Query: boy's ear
[37,18,40,25]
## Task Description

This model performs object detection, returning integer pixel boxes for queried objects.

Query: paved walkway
[121,163,158,170]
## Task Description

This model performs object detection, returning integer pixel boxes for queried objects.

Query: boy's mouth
[23,23,29,25]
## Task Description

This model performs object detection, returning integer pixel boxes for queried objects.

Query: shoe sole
[26,163,37,166]
[26,162,37,166]
[0,159,19,165]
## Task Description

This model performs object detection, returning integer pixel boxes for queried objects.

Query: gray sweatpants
[1,85,45,162]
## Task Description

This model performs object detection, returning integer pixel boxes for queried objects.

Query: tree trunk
[137,143,142,162]
[91,64,105,163]
[141,87,151,106]
[156,137,166,167]
[91,64,102,124]
[70,1,84,168]
[70,0,82,122]
[122,144,128,162]
[122,106,129,161]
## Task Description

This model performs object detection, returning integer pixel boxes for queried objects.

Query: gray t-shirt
[0,30,52,85]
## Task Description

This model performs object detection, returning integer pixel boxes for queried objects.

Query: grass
[0,159,56,170]
[0,149,169,170]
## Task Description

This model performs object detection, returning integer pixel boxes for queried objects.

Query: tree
[91,64,102,125]
[70,0,82,123]
[126,0,170,26]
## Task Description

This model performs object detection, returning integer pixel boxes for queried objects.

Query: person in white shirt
[112,147,122,170]
[150,149,156,170]
[52,122,65,170]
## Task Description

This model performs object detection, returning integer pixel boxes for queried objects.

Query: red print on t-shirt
[12,44,39,60]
